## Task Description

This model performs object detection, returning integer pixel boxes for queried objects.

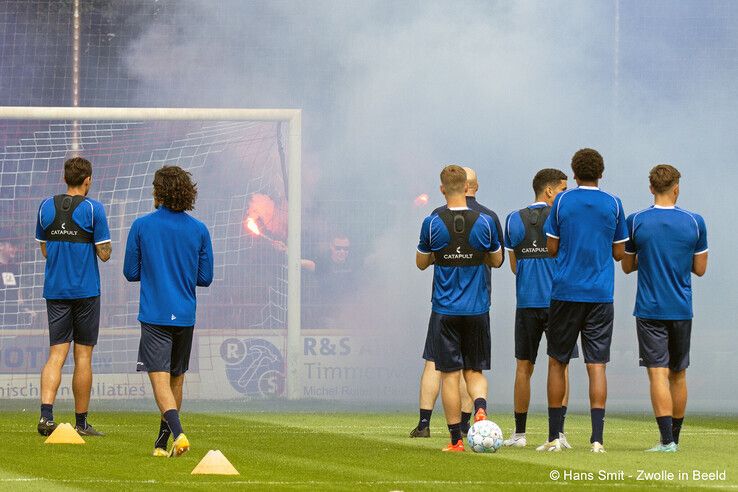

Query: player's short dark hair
[440,165,467,194]
[649,164,681,193]
[532,168,567,195]
[153,165,197,212]
[64,157,92,186]
[571,148,604,181]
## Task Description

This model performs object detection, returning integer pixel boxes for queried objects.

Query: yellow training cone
[191,450,239,475]
[44,423,85,444]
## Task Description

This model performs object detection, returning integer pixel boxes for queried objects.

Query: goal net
[0,107,303,403]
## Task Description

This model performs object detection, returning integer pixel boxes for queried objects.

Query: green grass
[1,411,736,491]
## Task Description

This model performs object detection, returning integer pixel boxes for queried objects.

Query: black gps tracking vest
[512,206,551,259]
[434,209,485,267]
[43,195,94,244]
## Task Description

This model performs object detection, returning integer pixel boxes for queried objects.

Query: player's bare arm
[621,253,638,273]
[692,251,708,277]
[484,248,503,268]
[508,250,517,274]
[416,251,434,270]
[95,241,112,262]
[546,236,559,257]
[39,242,47,259]
[612,242,625,262]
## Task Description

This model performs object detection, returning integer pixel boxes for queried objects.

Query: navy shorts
[46,296,101,346]
[137,322,194,376]
[547,301,613,364]
[422,311,440,362]
[431,312,490,372]
[515,308,578,364]
[636,318,691,371]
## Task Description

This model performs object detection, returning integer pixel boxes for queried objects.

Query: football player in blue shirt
[411,167,504,439]
[416,165,503,452]
[35,157,112,436]
[540,149,628,453]
[124,166,214,457]
[622,165,708,453]
[502,168,579,449]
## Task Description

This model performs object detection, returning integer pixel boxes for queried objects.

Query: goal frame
[0,106,303,399]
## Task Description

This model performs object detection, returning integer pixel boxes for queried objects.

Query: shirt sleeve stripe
[613,237,629,244]
[94,239,112,245]
[624,251,636,255]
[416,248,432,255]
[34,238,46,243]
[546,233,559,239]
[694,248,709,255]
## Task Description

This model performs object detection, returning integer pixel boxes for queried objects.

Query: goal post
[0,106,303,400]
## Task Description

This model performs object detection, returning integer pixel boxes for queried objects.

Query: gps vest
[513,206,550,259]
[434,209,485,267]
[44,195,94,244]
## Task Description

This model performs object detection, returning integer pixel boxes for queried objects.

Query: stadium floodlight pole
[0,105,303,400]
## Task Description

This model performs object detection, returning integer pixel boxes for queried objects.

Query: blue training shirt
[625,205,708,320]
[505,203,555,308]
[544,186,628,303]
[35,195,111,299]
[432,196,505,300]
[123,206,214,327]
[417,207,501,316]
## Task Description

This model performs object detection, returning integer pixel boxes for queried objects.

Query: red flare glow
[414,193,430,207]
[244,217,261,236]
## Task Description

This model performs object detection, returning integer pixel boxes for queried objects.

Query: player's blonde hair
[440,165,467,195]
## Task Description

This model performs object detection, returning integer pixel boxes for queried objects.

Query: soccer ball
[467,420,503,453]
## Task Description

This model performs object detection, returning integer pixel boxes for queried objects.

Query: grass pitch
[0,410,736,491]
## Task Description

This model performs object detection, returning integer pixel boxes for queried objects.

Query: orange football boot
[474,408,487,422]
[442,439,465,452]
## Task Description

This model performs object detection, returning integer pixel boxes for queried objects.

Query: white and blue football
[467,420,503,453]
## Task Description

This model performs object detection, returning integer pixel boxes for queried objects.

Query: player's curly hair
[571,148,604,181]
[153,165,197,212]
[649,164,681,193]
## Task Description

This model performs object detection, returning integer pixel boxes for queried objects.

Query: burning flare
[414,193,430,207]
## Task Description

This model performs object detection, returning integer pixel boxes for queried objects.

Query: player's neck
[535,195,552,206]
[446,194,468,208]
[653,194,677,207]
[66,186,86,197]
[575,179,598,188]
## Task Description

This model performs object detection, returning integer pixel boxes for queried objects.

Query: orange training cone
[191,450,239,475]
[44,423,85,444]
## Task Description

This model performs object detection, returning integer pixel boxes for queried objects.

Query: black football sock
[590,408,606,444]
[163,409,183,439]
[547,407,563,442]
[460,412,472,433]
[656,416,674,445]
[155,419,171,449]
[447,422,462,444]
[473,398,487,414]
[417,409,432,430]
[40,404,53,421]
[560,405,568,433]
[75,412,88,429]
[514,412,527,434]
[672,417,684,445]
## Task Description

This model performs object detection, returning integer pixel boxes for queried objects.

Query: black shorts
[46,296,101,346]
[422,311,440,362]
[636,318,692,371]
[547,301,613,364]
[515,308,578,364]
[137,322,194,376]
[431,312,490,372]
